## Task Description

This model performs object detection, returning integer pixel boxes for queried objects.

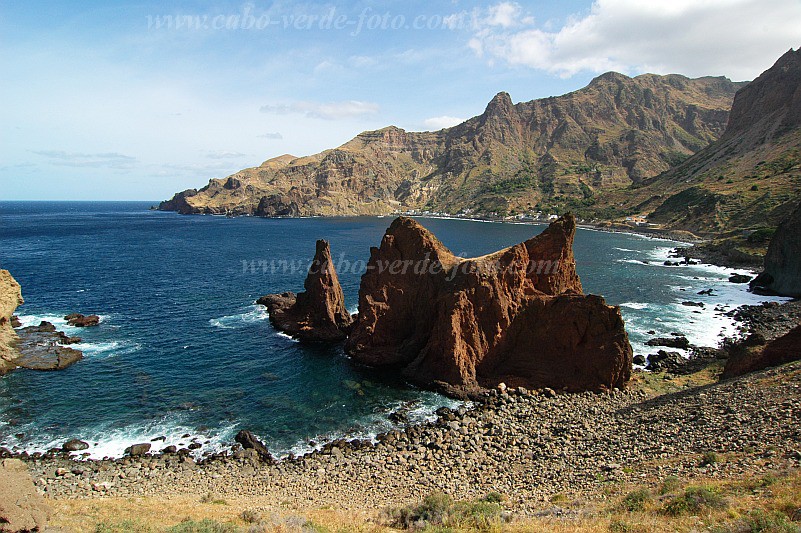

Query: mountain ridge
[160,71,745,219]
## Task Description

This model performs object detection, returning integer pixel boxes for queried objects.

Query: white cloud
[486,2,529,28]
[259,100,380,120]
[205,150,247,159]
[423,116,466,130]
[257,132,283,140]
[32,150,137,169]
[469,0,801,80]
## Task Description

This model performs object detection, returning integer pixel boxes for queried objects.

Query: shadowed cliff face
[160,73,742,218]
[345,215,632,395]
[751,202,801,297]
[607,48,801,236]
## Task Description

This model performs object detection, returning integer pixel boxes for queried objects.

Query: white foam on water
[281,394,465,459]
[208,305,269,329]
[3,415,241,461]
[73,341,142,359]
[619,302,650,310]
[613,247,637,252]
[274,331,300,343]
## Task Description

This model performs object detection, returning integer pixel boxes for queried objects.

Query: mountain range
[160,48,801,239]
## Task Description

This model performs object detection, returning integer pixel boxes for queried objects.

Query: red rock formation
[258,240,353,341]
[345,215,632,395]
[723,323,801,378]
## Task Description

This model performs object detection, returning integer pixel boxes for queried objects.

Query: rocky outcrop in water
[0,270,23,375]
[345,214,632,396]
[751,203,801,297]
[258,240,353,341]
[15,322,83,371]
[65,313,100,327]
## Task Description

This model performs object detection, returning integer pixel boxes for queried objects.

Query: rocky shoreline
[6,358,801,515]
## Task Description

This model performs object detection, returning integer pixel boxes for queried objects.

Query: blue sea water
[0,202,788,459]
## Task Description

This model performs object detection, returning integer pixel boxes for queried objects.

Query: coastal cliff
[345,214,632,395]
[751,202,801,297]
[161,74,741,220]
[0,270,23,375]
[258,240,353,341]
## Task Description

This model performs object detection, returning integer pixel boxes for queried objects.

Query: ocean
[0,202,788,459]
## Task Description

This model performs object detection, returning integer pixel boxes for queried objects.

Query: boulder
[0,458,52,532]
[645,336,690,350]
[64,313,100,327]
[10,316,21,328]
[125,443,151,457]
[62,438,90,452]
[728,273,752,284]
[751,203,801,297]
[345,215,632,395]
[723,323,801,378]
[0,270,24,375]
[234,430,274,462]
[258,240,353,341]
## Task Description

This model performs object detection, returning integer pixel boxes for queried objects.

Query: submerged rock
[258,240,353,341]
[345,214,632,395]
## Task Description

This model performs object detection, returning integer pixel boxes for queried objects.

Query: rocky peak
[346,214,632,395]
[723,47,801,140]
[257,240,353,341]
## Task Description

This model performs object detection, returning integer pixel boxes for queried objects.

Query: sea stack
[0,270,24,375]
[345,214,632,396]
[258,240,354,341]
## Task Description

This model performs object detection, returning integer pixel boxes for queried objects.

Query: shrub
[738,509,797,532]
[166,519,238,533]
[661,486,727,516]
[95,520,153,533]
[659,475,682,495]
[388,492,504,531]
[700,451,722,466]
[619,488,652,512]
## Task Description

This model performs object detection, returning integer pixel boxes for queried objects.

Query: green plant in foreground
[740,509,799,532]
[661,486,727,516]
[619,488,652,512]
[659,475,682,495]
[700,451,722,466]
[389,492,504,531]
[166,519,238,533]
[94,520,154,533]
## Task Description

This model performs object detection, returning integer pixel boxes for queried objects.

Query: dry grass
[47,468,801,532]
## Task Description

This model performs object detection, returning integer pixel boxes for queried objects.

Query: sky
[2,0,801,201]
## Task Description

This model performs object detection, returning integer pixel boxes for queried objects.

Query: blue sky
[2,0,800,200]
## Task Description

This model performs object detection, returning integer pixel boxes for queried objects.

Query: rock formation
[65,313,100,327]
[723,323,801,378]
[751,203,801,297]
[161,74,741,220]
[0,270,23,375]
[258,240,353,341]
[0,458,52,532]
[14,322,83,371]
[345,215,632,395]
